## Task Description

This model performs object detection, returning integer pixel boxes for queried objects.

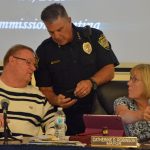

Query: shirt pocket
[80,53,97,76]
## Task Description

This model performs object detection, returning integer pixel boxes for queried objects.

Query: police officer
[34,3,119,135]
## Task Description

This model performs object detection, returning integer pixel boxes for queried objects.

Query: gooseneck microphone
[1,99,10,144]
[1,99,22,144]
[1,99,9,113]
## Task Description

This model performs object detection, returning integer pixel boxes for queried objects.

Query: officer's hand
[57,94,77,109]
[74,80,93,98]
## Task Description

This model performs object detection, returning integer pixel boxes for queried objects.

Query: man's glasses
[13,56,38,68]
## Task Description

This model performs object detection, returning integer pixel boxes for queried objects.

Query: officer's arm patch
[98,34,110,50]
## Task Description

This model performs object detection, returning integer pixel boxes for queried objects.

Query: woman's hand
[0,113,4,128]
[144,106,150,121]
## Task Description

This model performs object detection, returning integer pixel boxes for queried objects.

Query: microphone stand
[3,109,8,144]
[3,110,22,144]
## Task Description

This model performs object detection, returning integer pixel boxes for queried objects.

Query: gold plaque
[82,42,92,54]
[91,136,140,148]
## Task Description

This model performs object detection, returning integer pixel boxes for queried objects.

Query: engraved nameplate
[91,136,140,148]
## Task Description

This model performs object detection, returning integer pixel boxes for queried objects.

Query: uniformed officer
[34,3,119,135]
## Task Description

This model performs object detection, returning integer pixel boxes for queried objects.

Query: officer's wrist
[88,78,98,90]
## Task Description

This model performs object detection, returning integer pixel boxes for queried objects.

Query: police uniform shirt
[35,24,119,94]
[34,24,119,135]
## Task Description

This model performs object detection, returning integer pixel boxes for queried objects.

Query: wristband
[89,78,98,90]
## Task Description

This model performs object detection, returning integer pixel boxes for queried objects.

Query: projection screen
[0,0,150,66]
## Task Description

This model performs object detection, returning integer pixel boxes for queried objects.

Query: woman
[114,64,150,142]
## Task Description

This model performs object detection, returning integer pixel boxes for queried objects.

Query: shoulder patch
[98,34,110,50]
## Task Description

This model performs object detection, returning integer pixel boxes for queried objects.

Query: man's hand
[74,80,93,98]
[56,94,77,108]
[39,87,77,108]
[0,113,4,128]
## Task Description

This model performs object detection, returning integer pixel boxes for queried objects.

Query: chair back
[96,81,128,114]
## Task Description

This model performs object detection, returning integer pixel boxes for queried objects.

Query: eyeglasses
[130,76,141,83]
[13,56,38,68]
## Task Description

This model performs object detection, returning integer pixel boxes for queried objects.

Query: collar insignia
[82,42,92,54]
[77,32,81,40]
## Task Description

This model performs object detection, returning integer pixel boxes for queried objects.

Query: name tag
[51,60,61,64]
[91,136,140,148]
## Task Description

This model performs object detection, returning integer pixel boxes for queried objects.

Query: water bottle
[54,107,66,140]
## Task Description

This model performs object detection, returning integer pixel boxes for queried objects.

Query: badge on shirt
[98,34,110,50]
[82,42,92,54]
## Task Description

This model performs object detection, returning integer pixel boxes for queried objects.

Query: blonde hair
[131,64,150,99]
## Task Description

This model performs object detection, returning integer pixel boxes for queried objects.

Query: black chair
[92,81,128,115]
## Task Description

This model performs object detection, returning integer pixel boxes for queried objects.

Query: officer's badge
[82,42,92,54]
[98,34,110,50]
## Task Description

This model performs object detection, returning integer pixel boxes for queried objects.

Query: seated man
[0,44,55,137]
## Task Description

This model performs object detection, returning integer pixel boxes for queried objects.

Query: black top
[34,24,119,135]
[35,24,119,90]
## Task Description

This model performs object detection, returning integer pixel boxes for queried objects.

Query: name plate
[91,136,140,148]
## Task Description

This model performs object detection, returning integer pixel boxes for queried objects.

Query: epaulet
[82,25,92,40]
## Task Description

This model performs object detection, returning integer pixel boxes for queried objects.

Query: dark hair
[3,44,35,66]
[41,3,68,23]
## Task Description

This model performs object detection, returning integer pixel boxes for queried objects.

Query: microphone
[1,99,9,113]
[1,99,22,144]
[1,99,10,144]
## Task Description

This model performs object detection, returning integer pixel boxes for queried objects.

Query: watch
[89,78,98,90]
